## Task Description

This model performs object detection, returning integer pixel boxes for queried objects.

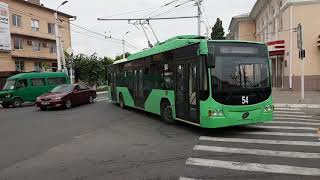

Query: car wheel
[89,96,94,104]
[65,99,72,109]
[12,98,22,108]
[161,100,176,124]
[119,94,125,109]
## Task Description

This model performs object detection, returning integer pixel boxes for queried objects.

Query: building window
[34,62,42,72]
[12,14,22,27]
[32,41,41,51]
[48,23,55,35]
[49,43,56,54]
[31,19,39,31]
[13,38,23,50]
[15,60,25,72]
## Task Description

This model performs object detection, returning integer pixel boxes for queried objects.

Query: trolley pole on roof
[196,0,202,36]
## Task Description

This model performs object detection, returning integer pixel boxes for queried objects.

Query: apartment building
[0,0,73,89]
[228,0,320,91]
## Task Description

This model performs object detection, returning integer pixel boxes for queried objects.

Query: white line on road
[268,121,320,126]
[186,158,320,176]
[275,111,306,114]
[194,145,320,159]
[237,131,317,137]
[199,136,320,146]
[274,117,320,122]
[179,177,202,180]
[251,125,317,131]
[275,114,313,118]
[275,107,301,111]
[95,98,108,102]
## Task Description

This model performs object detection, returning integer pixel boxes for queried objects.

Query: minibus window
[16,79,28,89]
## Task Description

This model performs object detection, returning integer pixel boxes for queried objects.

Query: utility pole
[55,1,68,73]
[297,23,305,100]
[122,31,130,59]
[196,0,202,36]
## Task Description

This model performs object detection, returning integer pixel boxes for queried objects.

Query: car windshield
[51,85,73,93]
[3,80,16,90]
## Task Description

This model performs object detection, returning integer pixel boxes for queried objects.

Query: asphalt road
[0,95,319,180]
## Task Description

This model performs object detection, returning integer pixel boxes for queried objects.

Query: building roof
[228,12,252,31]
[13,0,74,18]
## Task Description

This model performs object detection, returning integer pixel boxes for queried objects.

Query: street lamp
[122,31,130,60]
[55,1,69,73]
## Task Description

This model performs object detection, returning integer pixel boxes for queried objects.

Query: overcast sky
[41,0,255,58]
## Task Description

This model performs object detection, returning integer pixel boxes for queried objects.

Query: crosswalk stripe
[237,131,317,137]
[194,145,320,159]
[95,98,107,102]
[268,121,320,126]
[251,125,317,131]
[179,177,202,180]
[275,111,306,114]
[186,158,320,176]
[276,107,301,111]
[275,114,313,118]
[274,117,320,122]
[199,136,320,146]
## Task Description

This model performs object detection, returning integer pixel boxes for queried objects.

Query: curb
[97,91,107,95]
[274,103,320,109]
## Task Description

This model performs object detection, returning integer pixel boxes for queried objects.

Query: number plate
[41,102,50,105]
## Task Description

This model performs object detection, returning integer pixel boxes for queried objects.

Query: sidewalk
[273,90,320,108]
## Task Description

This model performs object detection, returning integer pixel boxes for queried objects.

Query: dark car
[36,84,96,110]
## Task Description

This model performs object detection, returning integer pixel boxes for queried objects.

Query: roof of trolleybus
[113,35,266,65]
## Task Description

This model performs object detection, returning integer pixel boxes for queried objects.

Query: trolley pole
[122,31,130,59]
[297,23,305,100]
[197,0,202,36]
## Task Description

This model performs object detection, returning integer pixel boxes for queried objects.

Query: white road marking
[95,98,108,102]
[237,131,317,137]
[251,125,317,131]
[179,177,202,180]
[275,114,313,118]
[268,121,320,126]
[186,158,320,176]
[275,111,306,114]
[273,117,320,122]
[194,145,320,159]
[199,136,320,146]
[276,107,301,111]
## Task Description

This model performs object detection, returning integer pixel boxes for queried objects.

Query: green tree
[211,18,225,40]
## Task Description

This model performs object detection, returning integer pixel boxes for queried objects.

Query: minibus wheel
[12,98,22,108]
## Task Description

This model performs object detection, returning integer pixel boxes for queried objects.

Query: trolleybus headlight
[5,94,11,98]
[264,105,274,112]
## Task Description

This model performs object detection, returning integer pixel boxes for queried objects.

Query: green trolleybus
[106,35,273,128]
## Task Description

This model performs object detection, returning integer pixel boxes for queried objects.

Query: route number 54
[242,96,249,104]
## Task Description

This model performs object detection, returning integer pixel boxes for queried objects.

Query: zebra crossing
[180,107,320,179]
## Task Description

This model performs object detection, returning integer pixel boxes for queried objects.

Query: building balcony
[11,50,57,60]
[10,27,56,41]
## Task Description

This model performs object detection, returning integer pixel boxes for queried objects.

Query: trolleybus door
[175,60,200,124]
[133,68,144,108]
[111,72,117,101]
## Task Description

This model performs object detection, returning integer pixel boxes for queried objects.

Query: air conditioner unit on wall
[43,43,48,47]
[27,40,32,45]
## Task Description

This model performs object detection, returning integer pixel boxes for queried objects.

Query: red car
[36,84,96,110]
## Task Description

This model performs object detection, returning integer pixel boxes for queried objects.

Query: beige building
[228,0,320,91]
[0,0,73,89]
